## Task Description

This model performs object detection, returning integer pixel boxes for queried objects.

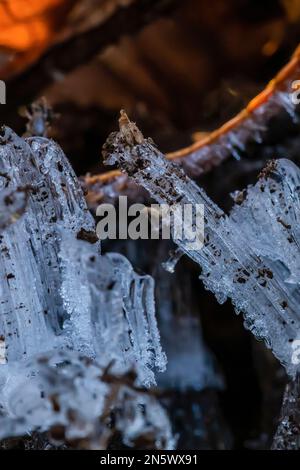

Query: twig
[84,44,300,205]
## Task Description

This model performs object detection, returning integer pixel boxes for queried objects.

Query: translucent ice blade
[103,117,300,377]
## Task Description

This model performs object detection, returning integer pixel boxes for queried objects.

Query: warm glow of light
[0,0,69,51]
[0,19,51,51]
[262,40,279,57]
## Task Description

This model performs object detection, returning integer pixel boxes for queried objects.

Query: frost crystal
[0,128,168,446]
[117,240,223,392]
[156,263,223,391]
[0,351,173,449]
[103,117,300,377]
[178,87,299,177]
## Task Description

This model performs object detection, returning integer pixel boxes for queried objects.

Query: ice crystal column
[0,127,165,381]
[154,245,223,391]
[108,238,228,448]
[271,375,300,450]
[115,239,223,391]
[0,127,169,446]
[103,114,300,377]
